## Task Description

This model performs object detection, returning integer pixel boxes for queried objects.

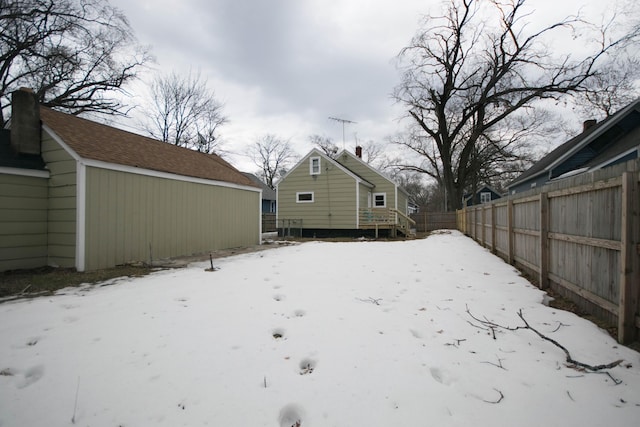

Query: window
[296,192,314,203]
[480,192,491,204]
[310,157,321,175]
[373,192,386,207]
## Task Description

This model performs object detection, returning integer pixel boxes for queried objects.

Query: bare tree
[309,134,338,158]
[248,134,297,189]
[0,0,152,127]
[393,0,639,210]
[571,55,640,120]
[143,70,227,154]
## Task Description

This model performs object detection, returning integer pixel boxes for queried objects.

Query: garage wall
[0,172,48,271]
[83,167,260,270]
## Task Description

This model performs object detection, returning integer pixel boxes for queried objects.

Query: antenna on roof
[328,116,356,149]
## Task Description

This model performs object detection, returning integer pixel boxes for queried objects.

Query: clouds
[108,0,619,172]
[111,0,426,163]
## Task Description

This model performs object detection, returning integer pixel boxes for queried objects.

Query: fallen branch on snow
[466,305,623,383]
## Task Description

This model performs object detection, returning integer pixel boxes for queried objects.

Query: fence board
[456,158,640,344]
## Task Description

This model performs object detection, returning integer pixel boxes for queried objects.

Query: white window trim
[310,156,321,175]
[296,191,315,203]
[373,192,386,208]
[480,191,491,203]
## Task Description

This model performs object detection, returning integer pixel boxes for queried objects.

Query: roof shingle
[40,107,257,188]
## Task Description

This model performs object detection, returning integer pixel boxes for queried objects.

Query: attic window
[480,192,491,203]
[310,157,321,175]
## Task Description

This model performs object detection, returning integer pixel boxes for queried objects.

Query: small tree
[248,134,297,189]
[0,0,151,126]
[143,70,227,154]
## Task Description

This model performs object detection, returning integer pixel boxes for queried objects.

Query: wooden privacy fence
[457,159,640,344]
[410,211,457,232]
[262,213,276,232]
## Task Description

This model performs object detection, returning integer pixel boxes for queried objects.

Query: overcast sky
[108,0,616,172]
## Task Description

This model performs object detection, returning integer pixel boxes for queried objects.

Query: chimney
[583,119,597,133]
[355,145,362,158]
[11,88,41,155]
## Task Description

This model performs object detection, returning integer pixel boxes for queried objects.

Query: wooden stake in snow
[71,376,80,424]
[205,253,219,272]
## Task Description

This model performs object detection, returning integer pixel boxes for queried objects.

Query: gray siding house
[276,147,413,237]
[508,99,640,194]
[0,89,261,272]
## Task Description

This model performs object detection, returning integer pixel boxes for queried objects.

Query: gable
[39,107,257,188]
[279,148,373,187]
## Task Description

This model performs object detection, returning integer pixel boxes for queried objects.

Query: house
[276,146,414,237]
[0,88,261,272]
[508,99,640,194]
[242,172,276,213]
[463,184,502,206]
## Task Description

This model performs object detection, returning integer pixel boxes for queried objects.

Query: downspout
[258,189,263,244]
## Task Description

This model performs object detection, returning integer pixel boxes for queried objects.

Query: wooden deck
[359,208,416,237]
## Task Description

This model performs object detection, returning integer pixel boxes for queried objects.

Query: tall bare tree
[248,134,297,189]
[393,0,639,210]
[0,0,151,127]
[144,70,227,154]
[571,55,640,120]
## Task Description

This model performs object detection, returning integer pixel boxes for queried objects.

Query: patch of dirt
[0,243,289,301]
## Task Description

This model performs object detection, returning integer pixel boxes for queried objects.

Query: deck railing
[358,208,416,236]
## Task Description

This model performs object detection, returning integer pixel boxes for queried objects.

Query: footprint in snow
[17,365,45,389]
[430,367,454,386]
[279,403,304,427]
[273,294,285,302]
[299,358,316,375]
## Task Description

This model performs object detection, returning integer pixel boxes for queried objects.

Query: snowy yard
[1,231,639,426]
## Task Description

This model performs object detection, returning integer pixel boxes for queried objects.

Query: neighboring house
[508,99,640,194]
[276,146,414,237]
[464,185,502,207]
[243,172,276,213]
[0,88,261,272]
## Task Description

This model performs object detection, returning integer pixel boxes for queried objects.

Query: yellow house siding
[278,155,357,229]
[335,154,399,207]
[41,132,77,268]
[0,173,48,271]
[84,167,260,271]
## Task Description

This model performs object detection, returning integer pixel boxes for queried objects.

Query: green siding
[42,132,77,268]
[278,153,358,229]
[0,173,48,271]
[335,153,401,211]
[83,167,260,271]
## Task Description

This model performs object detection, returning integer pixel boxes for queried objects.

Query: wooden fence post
[481,205,486,247]
[491,203,497,254]
[619,172,639,343]
[507,199,514,265]
[539,193,549,290]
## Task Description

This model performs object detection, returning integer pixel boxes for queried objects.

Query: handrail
[390,208,416,226]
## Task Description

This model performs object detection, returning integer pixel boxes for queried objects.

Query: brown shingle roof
[39,107,257,188]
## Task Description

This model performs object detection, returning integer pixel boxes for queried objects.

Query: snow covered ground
[1,230,639,426]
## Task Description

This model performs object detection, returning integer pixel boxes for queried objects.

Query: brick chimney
[11,88,41,155]
[355,145,362,158]
[583,119,597,132]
